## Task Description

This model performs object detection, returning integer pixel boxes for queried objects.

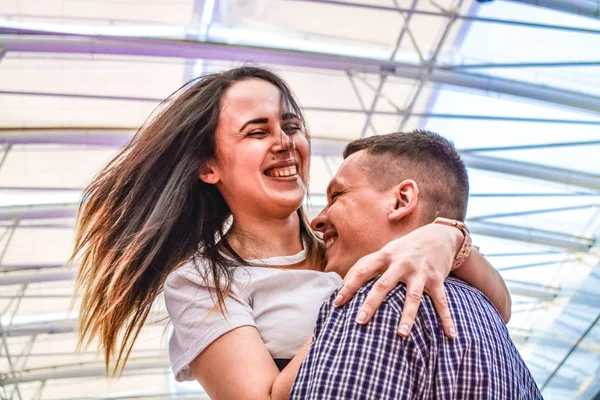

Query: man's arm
[291,283,429,400]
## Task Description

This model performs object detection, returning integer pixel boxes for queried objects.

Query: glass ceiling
[0,0,599,399]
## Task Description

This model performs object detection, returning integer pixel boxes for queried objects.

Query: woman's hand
[333,223,462,339]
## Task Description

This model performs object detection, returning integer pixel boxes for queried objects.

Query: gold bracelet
[433,217,472,271]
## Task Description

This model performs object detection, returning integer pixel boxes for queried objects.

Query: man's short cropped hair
[343,130,469,222]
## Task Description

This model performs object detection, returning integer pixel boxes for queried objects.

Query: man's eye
[330,192,341,201]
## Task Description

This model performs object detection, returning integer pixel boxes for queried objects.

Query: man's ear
[198,160,220,184]
[388,179,419,222]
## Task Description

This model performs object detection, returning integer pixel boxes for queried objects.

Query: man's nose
[311,210,327,232]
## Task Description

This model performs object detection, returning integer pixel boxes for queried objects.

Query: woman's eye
[330,192,341,202]
[283,125,301,134]
[248,131,266,137]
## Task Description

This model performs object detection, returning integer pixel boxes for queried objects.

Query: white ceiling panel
[0,0,599,398]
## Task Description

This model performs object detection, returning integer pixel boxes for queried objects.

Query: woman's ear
[199,161,220,184]
[388,179,419,222]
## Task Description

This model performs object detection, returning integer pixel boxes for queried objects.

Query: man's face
[311,151,394,277]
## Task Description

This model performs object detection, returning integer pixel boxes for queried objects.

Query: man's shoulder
[350,275,495,316]
[318,278,401,325]
[354,275,479,300]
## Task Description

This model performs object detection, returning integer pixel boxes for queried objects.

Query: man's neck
[338,224,418,277]
[227,209,303,260]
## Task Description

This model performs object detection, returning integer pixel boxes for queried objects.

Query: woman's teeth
[265,165,297,177]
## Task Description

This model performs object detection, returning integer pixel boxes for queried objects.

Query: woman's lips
[264,165,298,177]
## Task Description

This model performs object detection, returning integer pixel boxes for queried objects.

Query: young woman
[73,66,510,400]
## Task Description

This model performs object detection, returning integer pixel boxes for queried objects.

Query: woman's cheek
[299,142,311,179]
[296,136,310,159]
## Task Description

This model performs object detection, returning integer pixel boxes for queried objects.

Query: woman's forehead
[219,80,301,128]
[222,78,281,106]
[220,80,279,117]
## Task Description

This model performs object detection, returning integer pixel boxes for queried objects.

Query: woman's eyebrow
[282,112,300,121]
[240,113,300,132]
[240,117,268,132]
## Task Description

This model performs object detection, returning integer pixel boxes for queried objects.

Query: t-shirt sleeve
[164,266,257,382]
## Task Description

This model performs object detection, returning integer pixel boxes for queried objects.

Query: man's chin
[324,261,345,278]
[324,253,366,278]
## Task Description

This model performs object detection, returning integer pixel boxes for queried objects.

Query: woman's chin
[266,193,305,216]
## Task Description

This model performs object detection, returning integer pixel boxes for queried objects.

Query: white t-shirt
[163,247,342,382]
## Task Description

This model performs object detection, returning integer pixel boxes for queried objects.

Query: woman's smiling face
[201,78,310,219]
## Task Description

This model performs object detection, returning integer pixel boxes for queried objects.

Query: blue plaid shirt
[291,277,542,400]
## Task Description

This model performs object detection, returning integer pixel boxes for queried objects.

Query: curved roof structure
[0,0,599,399]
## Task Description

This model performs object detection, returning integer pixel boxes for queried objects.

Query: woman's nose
[272,131,294,154]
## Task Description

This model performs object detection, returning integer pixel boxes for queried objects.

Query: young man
[291,131,542,399]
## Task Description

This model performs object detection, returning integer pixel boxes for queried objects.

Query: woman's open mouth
[264,165,298,178]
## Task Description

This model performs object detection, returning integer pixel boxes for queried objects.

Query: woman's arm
[272,338,312,400]
[333,222,511,338]
[452,247,511,323]
[190,326,308,400]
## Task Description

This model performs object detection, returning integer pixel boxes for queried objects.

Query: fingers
[429,284,456,339]
[397,279,425,337]
[353,271,397,325]
[333,254,381,307]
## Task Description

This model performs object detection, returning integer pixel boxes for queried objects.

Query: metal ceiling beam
[2,34,600,114]
[469,204,600,221]
[447,60,600,69]
[503,280,558,301]
[0,264,71,272]
[2,314,168,337]
[2,130,600,193]
[462,140,600,153]
[0,223,74,229]
[0,270,74,286]
[468,193,600,197]
[0,125,600,150]
[2,1,600,35]
[1,320,76,337]
[0,294,73,299]
[0,89,160,103]
[68,391,209,400]
[4,102,600,124]
[356,0,420,138]
[541,311,600,390]
[468,221,593,252]
[578,368,600,398]
[0,187,82,192]
[497,259,574,272]
[0,224,588,289]
[292,0,600,34]
[311,140,600,192]
[0,128,134,147]
[460,153,600,191]
[505,0,600,20]
[0,359,169,385]
[510,330,600,354]
[0,202,596,253]
[522,241,600,393]
[0,204,78,221]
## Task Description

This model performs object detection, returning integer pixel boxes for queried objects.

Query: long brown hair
[72,66,324,376]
